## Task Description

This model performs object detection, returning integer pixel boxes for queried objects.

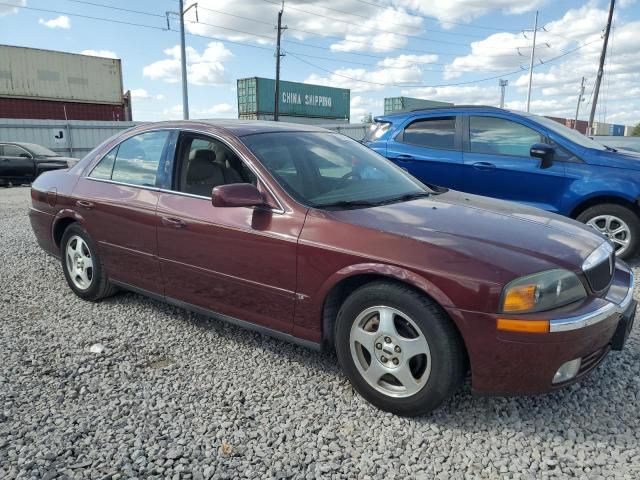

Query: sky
[1,0,640,126]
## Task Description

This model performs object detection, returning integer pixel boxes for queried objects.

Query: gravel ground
[1,186,639,480]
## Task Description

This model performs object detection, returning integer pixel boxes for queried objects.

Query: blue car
[365,106,640,259]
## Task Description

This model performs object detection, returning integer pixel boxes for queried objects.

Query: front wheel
[577,204,640,259]
[334,281,466,417]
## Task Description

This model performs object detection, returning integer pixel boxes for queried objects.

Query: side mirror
[212,183,266,208]
[530,143,554,169]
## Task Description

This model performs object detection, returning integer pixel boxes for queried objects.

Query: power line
[286,38,600,89]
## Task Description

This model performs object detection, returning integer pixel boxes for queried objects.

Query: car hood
[586,148,640,171]
[327,190,605,273]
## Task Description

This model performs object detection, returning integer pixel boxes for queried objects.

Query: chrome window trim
[85,176,160,192]
[157,188,285,214]
[83,126,287,214]
[549,271,635,332]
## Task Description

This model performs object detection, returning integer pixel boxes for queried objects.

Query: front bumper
[448,263,636,395]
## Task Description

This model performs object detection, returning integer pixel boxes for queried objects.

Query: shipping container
[592,122,611,136]
[563,119,589,135]
[625,125,636,137]
[0,45,123,104]
[609,124,625,136]
[237,77,350,121]
[384,97,453,114]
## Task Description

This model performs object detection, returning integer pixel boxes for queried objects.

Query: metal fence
[0,119,369,159]
[0,119,137,158]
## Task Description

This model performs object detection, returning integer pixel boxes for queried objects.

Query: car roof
[1,142,39,150]
[376,105,532,120]
[138,119,334,136]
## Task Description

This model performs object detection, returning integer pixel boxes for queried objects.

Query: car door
[72,130,171,295]
[0,144,35,182]
[462,115,568,212]
[385,115,463,190]
[156,131,304,334]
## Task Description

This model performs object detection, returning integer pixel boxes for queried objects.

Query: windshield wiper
[604,145,618,152]
[375,191,432,205]
[314,200,381,210]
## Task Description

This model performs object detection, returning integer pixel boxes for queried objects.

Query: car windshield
[527,116,608,151]
[21,143,61,157]
[241,131,429,208]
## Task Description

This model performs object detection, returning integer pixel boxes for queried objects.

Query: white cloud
[0,0,25,16]
[80,49,119,59]
[395,0,543,26]
[350,96,383,119]
[376,54,439,69]
[38,15,71,29]
[184,0,425,53]
[130,89,150,99]
[143,42,232,86]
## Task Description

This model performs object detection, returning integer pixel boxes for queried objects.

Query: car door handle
[76,200,94,210]
[471,161,496,171]
[161,216,187,229]
[395,154,415,162]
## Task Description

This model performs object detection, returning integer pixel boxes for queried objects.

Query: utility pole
[179,0,189,119]
[274,0,286,121]
[574,76,586,129]
[167,2,198,120]
[525,10,539,113]
[499,79,508,109]
[588,0,615,135]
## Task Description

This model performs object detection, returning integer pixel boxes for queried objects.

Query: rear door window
[3,145,31,157]
[399,117,456,150]
[90,131,169,187]
[469,117,543,157]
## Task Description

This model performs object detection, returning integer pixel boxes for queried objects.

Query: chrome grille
[584,252,614,293]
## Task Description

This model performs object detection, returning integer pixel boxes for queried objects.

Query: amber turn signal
[502,284,538,313]
[497,318,550,333]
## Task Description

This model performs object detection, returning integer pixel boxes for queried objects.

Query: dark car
[365,107,640,259]
[0,142,78,186]
[29,121,636,416]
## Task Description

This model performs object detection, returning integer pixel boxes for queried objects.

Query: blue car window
[470,117,542,157]
[402,117,456,150]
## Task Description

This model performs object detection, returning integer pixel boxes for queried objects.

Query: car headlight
[501,269,587,314]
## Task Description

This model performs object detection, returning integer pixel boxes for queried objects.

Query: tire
[576,204,640,259]
[334,281,466,417]
[60,223,116,301]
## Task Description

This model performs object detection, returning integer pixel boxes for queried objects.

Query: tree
[633,123,640,136]
[360,112,373,124]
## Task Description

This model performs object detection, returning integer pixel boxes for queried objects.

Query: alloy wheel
[586,214,631,256]
[349,306,431,398]
[65,235,94,290]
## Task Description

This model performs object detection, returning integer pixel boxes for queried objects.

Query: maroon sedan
[29,121,636,416]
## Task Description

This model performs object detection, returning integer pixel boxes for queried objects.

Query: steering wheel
[335,170,361,190]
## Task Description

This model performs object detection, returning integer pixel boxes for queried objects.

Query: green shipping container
[384,97,453,114]
[237,77,350,120]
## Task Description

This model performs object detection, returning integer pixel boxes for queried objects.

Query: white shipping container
[0,45,123,104]
[592,122,611,136]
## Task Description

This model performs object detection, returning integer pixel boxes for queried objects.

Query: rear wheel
[334,281,466,417]
[577,204,640,259]
[61,223,116,301]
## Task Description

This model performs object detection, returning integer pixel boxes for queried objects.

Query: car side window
[89,147,118,180]
[399,117,456,150]
[549,139,579,163]
[4,145,31,158]
[470,117,543,157]
[174,134,256,198]
[89,131,169,186]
